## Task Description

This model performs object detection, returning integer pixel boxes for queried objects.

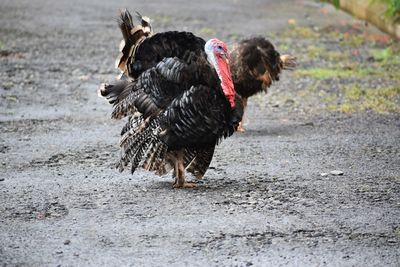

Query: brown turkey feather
[229,37,295,98]
[116,9,153,77]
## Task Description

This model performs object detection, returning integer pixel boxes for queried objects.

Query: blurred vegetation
[269,24,400,114]
[331,85,400,113]
[323,0,400,39]
[395,228,400,237]
[380,0,400,17]
[199,27,217,36]
[328,0,400,18]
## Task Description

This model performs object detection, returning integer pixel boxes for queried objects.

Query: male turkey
[230,38,296,131]
[100,11,243,188]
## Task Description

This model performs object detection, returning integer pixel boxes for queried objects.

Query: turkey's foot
[173,174,196,188]
[237,97,247,132]
[237,121,246,132]
[173,181,196,188]
[172,150,195,188]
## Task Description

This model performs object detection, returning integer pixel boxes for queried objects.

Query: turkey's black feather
[128,31,206,79]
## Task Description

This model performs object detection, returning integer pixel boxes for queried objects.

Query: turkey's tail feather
[280,54,297,70]
[186,147,215,179]
[99,80,141,119]
[117,115,167,174]
[98,80,130,105]
[116,9,153,77]
[99,72,160,120]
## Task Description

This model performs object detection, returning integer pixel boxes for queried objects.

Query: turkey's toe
[173,182,196,188]
[237,125,246,132]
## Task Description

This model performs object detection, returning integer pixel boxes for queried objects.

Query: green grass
[328,0,400,18]
[370,47,400,69]
[277,21,400,115]
[373,0,400,17]
[307,45,325,58]
[333,85,400,113]
[363,87,400,112]
[371,47,393,62]
[282,25,320,39]
[298,82,400,114]
[295,67,377,79]
[394,228,400,237]
[324,51,348,62]
[5,95,18,102]
[340,34,365,46]
[344,85,365,101]
[295,56,400,80]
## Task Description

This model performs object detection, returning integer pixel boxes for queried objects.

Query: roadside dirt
[1,0,399,266]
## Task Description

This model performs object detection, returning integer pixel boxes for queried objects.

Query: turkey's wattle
[205,39,236,108]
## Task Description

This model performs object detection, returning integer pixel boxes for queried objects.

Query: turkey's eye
[217,45,223,49]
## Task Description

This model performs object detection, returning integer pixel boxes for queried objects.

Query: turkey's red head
[205,39,236,108]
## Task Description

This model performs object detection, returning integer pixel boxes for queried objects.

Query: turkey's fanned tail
[117,115,167,174]
[116,9,153,77]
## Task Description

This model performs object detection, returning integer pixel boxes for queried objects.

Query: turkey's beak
[220,53,230,65]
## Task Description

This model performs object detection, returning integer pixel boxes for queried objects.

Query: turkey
[115,10,296,132]
[230,38,296,131]
[100,11,243,188]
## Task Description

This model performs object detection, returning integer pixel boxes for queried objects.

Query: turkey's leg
[173,151,196,188]
[237,97,248,132]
